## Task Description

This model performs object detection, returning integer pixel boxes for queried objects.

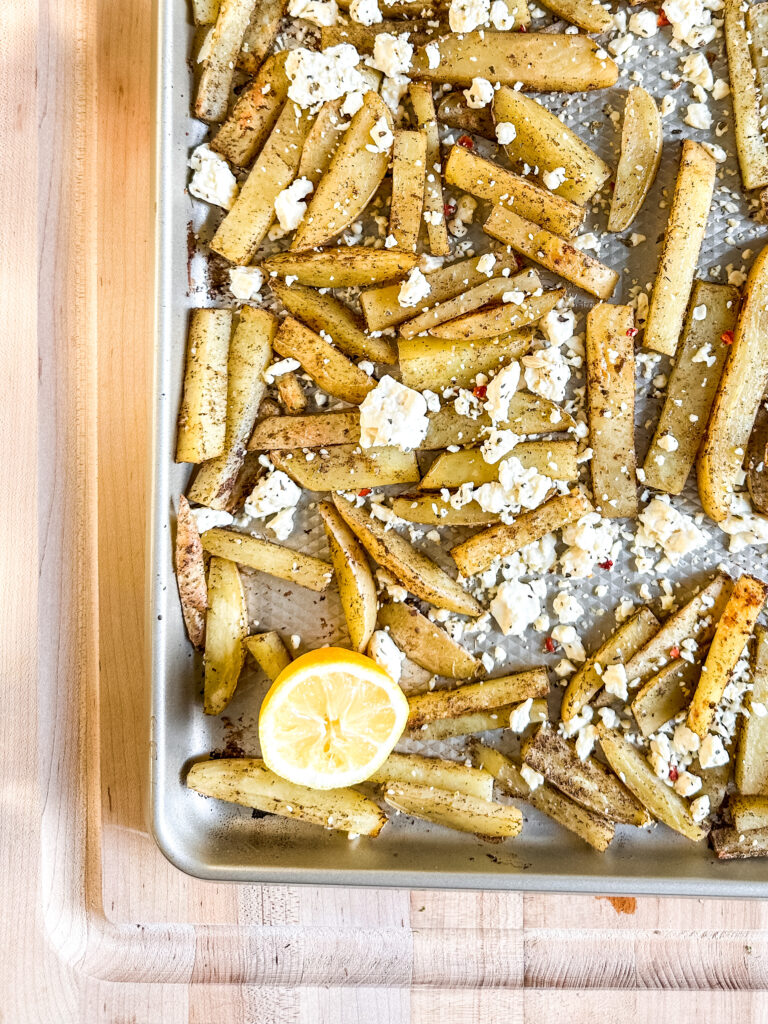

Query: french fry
[643,283,737,495]
[318,501,377,653]
[598,728,707,841]
[747,405,768,514]
[192,0,220,24]
[201,528,334,592]
[272,317,375,405]
[484,207,618,300]
[492,87,611,206]
[711,825,768,859]
[369,753,494,799]
[444,145,585,239]
[418,441,579,491]
[450,492,592,577]
[187,758,387,835]
[631,658,701,739]
[748,3,768,101]
[262,246,419,287]
[643,141,716,356]
[275,370,307,414]
[249,411,360,450]
[406,669,549,729]
[210,53,289,166]
[244,631,292,680]
[187,307,276,509]
[271,445,420,490]
[687,574,768,738]
[536,0,613,31]
[698,244,768,521]
[437,93,496,141]
[428,288,566,342]
[391,493,500,527]
[237,0,286,74]
[422,395,575,445]
[176,309,231,464]
[560,607,660,723]
[175,496,208,649]
[409,83,450,256]
[203,556,248,715]
[409,706,517,740]
[382,782,523,838]
[607,87,662,232]
[736,625,768,795]
[332,494,483,615]
[195,0,258,123]
[470,742,615,851]
[320,19,441,52]
[725,0,768,190]
[398,330,534,393]
[586,303,638,518]
[377,602,481,679]
[389,130,427,252]
[731,794,768,833]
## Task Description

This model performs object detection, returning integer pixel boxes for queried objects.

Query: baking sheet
[151,0,768,892]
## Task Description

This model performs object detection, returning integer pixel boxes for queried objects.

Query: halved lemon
[258,648,409,790]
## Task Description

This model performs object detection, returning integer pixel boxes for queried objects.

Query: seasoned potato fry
[747,404,768,514]
[561,607,660,723]
[698,245,768,521]
[244,631,292,680]
[725,0,768,190]
[263,246,418,287]
[293,92,392,250]
[445,145,585,239]
[643,141,716,356]
[608,87,662,232]
[192,0,220,24]
[271,445,419,490]
[377,602,481,679]
[687,574,768,738]
[711,825,768,859]
[211,53,289,166]
[188,307,276,509]
[389,130,427,252]
[410,706,516,740]
[598,728,707,841]
[369,753,493,799]
[422,395,575,446]
[409,83,450,256]
[493,87,611,205]
[437,93,496,140]
[176,309,231,464]
[537,0,612,31]
[201,528,334,591]
[272,317,375,405]
[237,0,286,74]
[731,794,768,832]
[736,625,768,794]
[586,303,638,518]
[203,556,248,714]
[450,492,592,577]
[631,657,701,739]
[428,288,566,342]
[383,781,523,838]
[175,496,207,648]
[418,441,579,490]
[275,370,307,414]
[406,669,549,729]
[249,411,360,450]
[470,742,615,851]
[318,501,377,653]
[320,19,440,52]
[643,283,736,495]
[195,0,257,123]
[398,330,534,392]
[332,494,482,615]
[748,3,768,100]
[411,32,618,91]
[391,493,499,527]
[485,207,618,300]
[270,279,396,364]
[188,757,387,835]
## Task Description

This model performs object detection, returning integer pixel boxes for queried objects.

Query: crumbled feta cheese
[490,0,516,28]
[603,663,628,701]
[699,733,729,769]
[685,102,712,130]
[509,697,533,732]
[264,357,300,384]
[274,177,314,231]
[491,579,541,636]
[190,507,234,533]
[369,32,413,77]
[476,252,497,276]
[369,629,405,681]
[719,494,768,552]
[358,375,429,450]
[484,362,520,423]
[495,121,517,145]
[672,723,701,756]
[449,0,490,32]
[245,470,301,520]
[229,266,263,302]
[662,0,718,48]
[712,78,730,100]
[521,763,544,791]
[573,232,600,253]
[541,308,575,345]
[349,0,381,23]
[598,707,620,729]
[267,506,296,541]
[682,51,713,91]
[553,592,584,624]
[634,495,705,567]
[464,76,494,108]
[188,144,239,210]
[480,428,520,464]
[541,166,567,191]
[522,346,570,402]
[287,0,339,26]
[629,8,658,35]
[560,513,618,578]
[674,770,702,797]
[398,267,431,308]
[649,733,672,778]
[576,723,599,761]
[367,116,394,153]
[702,142,727,163]
[285,45,364,109]
[425,41,441,69]
[657,433,679,452]
[690,794,710,823]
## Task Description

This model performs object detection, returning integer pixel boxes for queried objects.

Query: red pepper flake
[545,637,556,653]
[721,330,735,345]
[598,559,614,570]
[657,9,670,26]
[626,327,638,337]
[457,135,474,150]
[443,201,456,218]
[473,384,487,399]
[358,488,371,497]
[670,645,680,659]
[668,766,679,782]
[518,22,527,30]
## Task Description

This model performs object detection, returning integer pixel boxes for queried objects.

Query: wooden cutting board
[5,0,768,1020]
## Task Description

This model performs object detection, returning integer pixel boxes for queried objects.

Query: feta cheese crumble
[359,375,430,450]
[634,495,705,568]
[449,0,490,32]
[274,177,314,231]
[188,144,239,210]
[368,630,405,681]
[464,77,495,108]
[495,122,517,145]
[491,579,541,635]
[522,346,570,402]
[229,266,263,302]
[285,45,363,109]
[349,0,382,23]
[398,267,431,308]
[245,470,302,520]
[287,0,339,26]
[369,32,413,77]
[484,362,521,423]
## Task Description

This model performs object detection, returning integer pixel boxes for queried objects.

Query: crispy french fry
[748,3,768,100]
[318,501,377,653]
[271,445,420,490]
[406,669,549,729]
[195,0,257,123]
[377,602,481,679]
[643,141,716,356]
[747,404,768,514]
[418,441,579,491]
[188,758,387,835]
[537,0,613,31]
[725,0,768,190]
[275,370,307,414]
[428,288,566,342]
[437,93,496,140]
[389,130,427,252]
[176,309,231,464]
[237,0,286,74]
[586,302,638,518]
[391,493,500,527]
[631,658,701,739]
[211,53,289,166]
[175,496,208,648]
[320,19,441,51]
[369,753,494,799]
[607,87,662,232]
[263,246,418,287]
[409,706,516,740]
[383,781,523,838]
[736,625,768,794]
[409,82,450,256]
[201,528,334,592]
[203,556,248,714]
[244,631,292,680]
[484,206,618,300]
[731,794,768,832]
[272,317,375,405]
[422,395,575,446]
[249,411,360,450]
[711,825,768,859]
[398,330,533,392]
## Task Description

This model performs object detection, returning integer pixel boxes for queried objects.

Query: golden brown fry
[418,441,578,491]
[398,331,533,393]
[203,556,248,715]
[608,87,662,232]
[318,501,377,653]
[409,82,451,256]
[271,445,420,491]
[272,317,375,405]
[201,528,334,592]
[175,496,208,649]
[377,602,481,679]
[409,706,516,740]
[428,288,566,342]
[262,246,419,287]
[389,130,427,253]
[736,625,768,794]
[275,370,307,414]
[195,0,257,123]
[437,93,496,140]
[176,309,231,464]
[711,825,768,859]
[211,53,289,166]
[249,411,360,450]
[244,631,292,680]
[406,670,549,730]
[537,0,612,30]
[237,0,286,74]
[631,657,701,739]
[725,0,768,190]
[731,794,768,832]
[383,782,523,838]
[391,493,499,527]
[369,753,494,799]
[422,394,575,445]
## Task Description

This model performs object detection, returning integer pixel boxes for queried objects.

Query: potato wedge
[598,728,707,841]
[731,794,768,833]
[389,129,427,253]
[175,495,208,649]
[320,19,441,52]
[698,245,768,521]
[493,87,611,206]
[275,370,307,414]
[269,279,396,364]
[271,445,419,490]
[391,493,500,527]
[398,330,533,393]
[249,411,360,450]
[537,0,612,31]
[244,631,292,680]
[187,757,387,835]
[485,206,618,300]
[748,3,768,101]
[437,93,496,141]
[211,102,315,264]
[377,602,481,679]
[586,302,638,518]
[369,753,493,799]
[470,742,615,851]
[293,92,392,250]
[201,528,334,592]
[176,309,231,464]
[747,403,768,514]
[607,87,662,232]
[406,669,549,729]
[560,607,660,723]
[428,287,566,342]
[272,317,375,405]
[318,500,377,653]
[409,82,450,257]
[409,706,516,740]
[237,0,286,74]
[418,441,579,490]
[631,657,701,739]
[643,141,716,357]
[332,494,482,615]
[422,395,575,446]
[203,556,248,715]
[725,0,768,190]
[262,246,418,288]
[450,491,592,577]
[445,145,585,239]
[383,782,523,838]
[687,574,768,738]
[643,283,737,495]
[711,825,768,859]
[211,53,289,167]
[736,625,768,794]
[188,307,276,509]
[195,0,257,123]
[192,0,220,24]
[411,32,618,91]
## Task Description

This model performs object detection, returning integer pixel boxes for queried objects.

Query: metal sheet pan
[151,0,768,893]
